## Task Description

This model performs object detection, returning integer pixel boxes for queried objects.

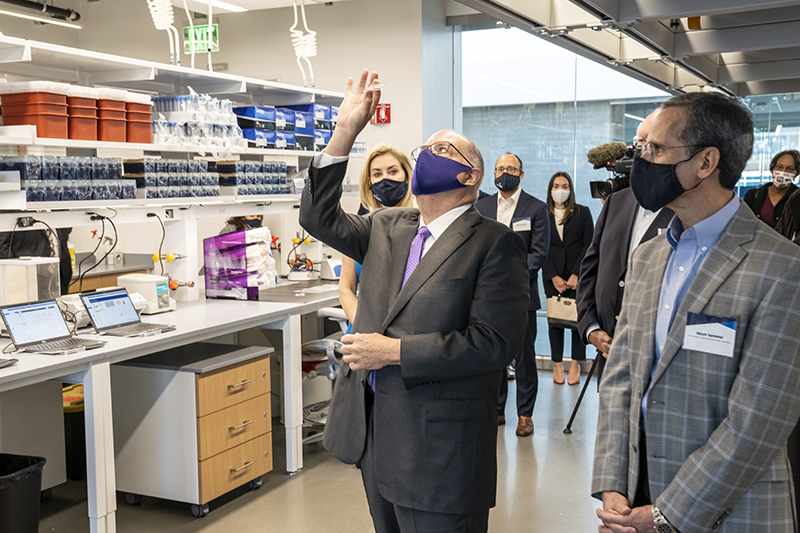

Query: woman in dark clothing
[542,172,594,385]
[743,150,800,229]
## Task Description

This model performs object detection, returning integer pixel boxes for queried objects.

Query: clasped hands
[597,492,655,533]
[341,332,401,371]
[552,274,578,294]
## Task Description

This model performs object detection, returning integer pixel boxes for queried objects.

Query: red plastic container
[98,118,126,142]
[98,108,125,120]
[126,110,151,122]
[67,96,96,108]
[2,102,67,116]
[3,113,68,138]
[126,119,151,143]
[125,102,151,114]
[68,106,97,118]
[97,99,125,111]
[1,92,67,106]
[69,116,98,141]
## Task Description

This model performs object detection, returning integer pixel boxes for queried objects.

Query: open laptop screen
[81,289,140,331]
[0,300,71,347]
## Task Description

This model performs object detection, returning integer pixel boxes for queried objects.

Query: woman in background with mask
[744,149,800,229]
[339,145,415,329]
[542,172,594,385]
[220,215,263,234]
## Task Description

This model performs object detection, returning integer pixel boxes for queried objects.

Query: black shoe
[498,415,506,426]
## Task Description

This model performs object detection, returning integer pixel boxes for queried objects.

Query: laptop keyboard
[32,337,97,352]
[112,323,166,335]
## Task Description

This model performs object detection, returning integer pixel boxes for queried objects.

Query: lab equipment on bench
[0,299,105,354]
[0,257,60,307]
[80,288,175,337]
[204,227,278,301]
[117,274,176,314]
[319,259,341,281]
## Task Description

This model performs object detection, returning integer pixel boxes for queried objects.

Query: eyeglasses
[495,166,520,175]
[642,143,707,158]
[411,141,475,168]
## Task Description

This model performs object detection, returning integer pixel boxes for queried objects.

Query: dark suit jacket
[576,187,672,343]
[299,161,530,514]
[475,190,549,310]
[743,182,798,229]
[542,204,593,297]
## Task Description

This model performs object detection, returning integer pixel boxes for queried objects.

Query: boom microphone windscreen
[587,142,629,169]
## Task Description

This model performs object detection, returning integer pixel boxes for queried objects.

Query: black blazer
[743,182,798,229]
[542,204,593,297]
[576,187,673,343]
[300,161,530,514]
[475,189,550,311]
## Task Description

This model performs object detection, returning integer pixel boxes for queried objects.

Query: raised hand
[325,70,381,157]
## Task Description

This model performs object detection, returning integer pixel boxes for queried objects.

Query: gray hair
[661,92,753,190]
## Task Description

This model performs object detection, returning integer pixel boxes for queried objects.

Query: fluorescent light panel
[0,8,81,28]
[191,0,247,13]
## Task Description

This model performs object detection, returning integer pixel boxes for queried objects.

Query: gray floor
[38,371,602,532]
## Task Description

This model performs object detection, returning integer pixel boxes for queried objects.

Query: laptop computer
[80,288,175,337]
[0,299,106,354]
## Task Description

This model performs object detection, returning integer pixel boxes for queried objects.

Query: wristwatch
[652,505,677,533]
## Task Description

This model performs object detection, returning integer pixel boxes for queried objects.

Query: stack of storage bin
[67,86,98,141]
[97,88,127,142]
[0,82,70,139]
[124,93,152,143]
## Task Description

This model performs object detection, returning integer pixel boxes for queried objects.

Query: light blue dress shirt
[641,195,741,420]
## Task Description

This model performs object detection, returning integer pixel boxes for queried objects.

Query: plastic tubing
[182,0,196,69]
[147,0,177,64]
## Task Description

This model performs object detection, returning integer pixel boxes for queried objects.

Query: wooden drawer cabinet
[112,343,274,516]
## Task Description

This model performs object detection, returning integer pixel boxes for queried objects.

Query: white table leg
[83,361,117,533]
[282,314,304,472]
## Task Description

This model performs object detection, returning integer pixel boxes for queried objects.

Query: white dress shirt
[497,187,521,228]
[554,207,565,240]
[419,205,471,258]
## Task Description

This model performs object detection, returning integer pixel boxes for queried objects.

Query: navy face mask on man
[411,148,470,196]
[630,151,704,211]
[495,172,520,192]
[371,178,408,207]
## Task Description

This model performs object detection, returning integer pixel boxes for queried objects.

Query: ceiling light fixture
[0,8,81,28]
[194,0,247,13]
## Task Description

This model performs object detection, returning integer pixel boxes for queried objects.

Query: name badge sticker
[512,217,531,232]
[683,312,737,358]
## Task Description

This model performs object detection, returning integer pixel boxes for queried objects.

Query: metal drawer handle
[229,420,253,431]
[230,461,254,473]
[228,379,251,389]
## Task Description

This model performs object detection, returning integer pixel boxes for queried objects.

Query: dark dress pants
[360,389,490,533]
[548,325,586,363]
[498,310,538,418]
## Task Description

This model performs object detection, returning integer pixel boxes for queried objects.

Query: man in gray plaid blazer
[593,92,800,533]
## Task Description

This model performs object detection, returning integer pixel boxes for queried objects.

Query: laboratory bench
[0,282,340,532]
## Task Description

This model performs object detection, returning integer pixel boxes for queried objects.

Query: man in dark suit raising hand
[300,70,530,533]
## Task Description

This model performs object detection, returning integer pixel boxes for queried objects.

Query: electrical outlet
[16,216,34,227]
[165,209,175,219]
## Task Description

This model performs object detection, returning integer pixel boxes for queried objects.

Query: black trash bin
[0,453,47,533]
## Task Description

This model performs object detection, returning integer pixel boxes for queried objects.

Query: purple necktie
[370,225,432,391]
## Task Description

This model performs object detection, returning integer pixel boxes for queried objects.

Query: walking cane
[563,352,600,434]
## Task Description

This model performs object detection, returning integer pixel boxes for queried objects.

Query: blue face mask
[494,172,520,192]
[371,178,408,207]
[411,148,471,196]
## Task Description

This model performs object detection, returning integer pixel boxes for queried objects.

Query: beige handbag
[547,294,578,329]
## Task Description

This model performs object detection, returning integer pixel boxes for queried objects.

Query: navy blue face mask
[244,218,262,228]
[371,178,408,207]
[412,148,471,196]
[630,152,702,211]
[494,172,520,192]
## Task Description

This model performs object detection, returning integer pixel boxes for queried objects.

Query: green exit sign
[183,24,219,54]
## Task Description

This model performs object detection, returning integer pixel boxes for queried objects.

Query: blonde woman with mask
[339,145,415,332]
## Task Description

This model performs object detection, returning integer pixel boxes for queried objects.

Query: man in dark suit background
[475,153,549,437]
[576,110,672,385]
[300,71,530,533]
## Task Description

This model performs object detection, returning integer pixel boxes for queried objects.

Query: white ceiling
[175,0,348,15]
[454,0,800,97]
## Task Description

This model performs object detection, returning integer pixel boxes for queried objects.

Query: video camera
[587,142,636,199]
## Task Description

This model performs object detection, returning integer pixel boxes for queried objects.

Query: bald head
[425,130,484,176]
[636,109,661,146]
